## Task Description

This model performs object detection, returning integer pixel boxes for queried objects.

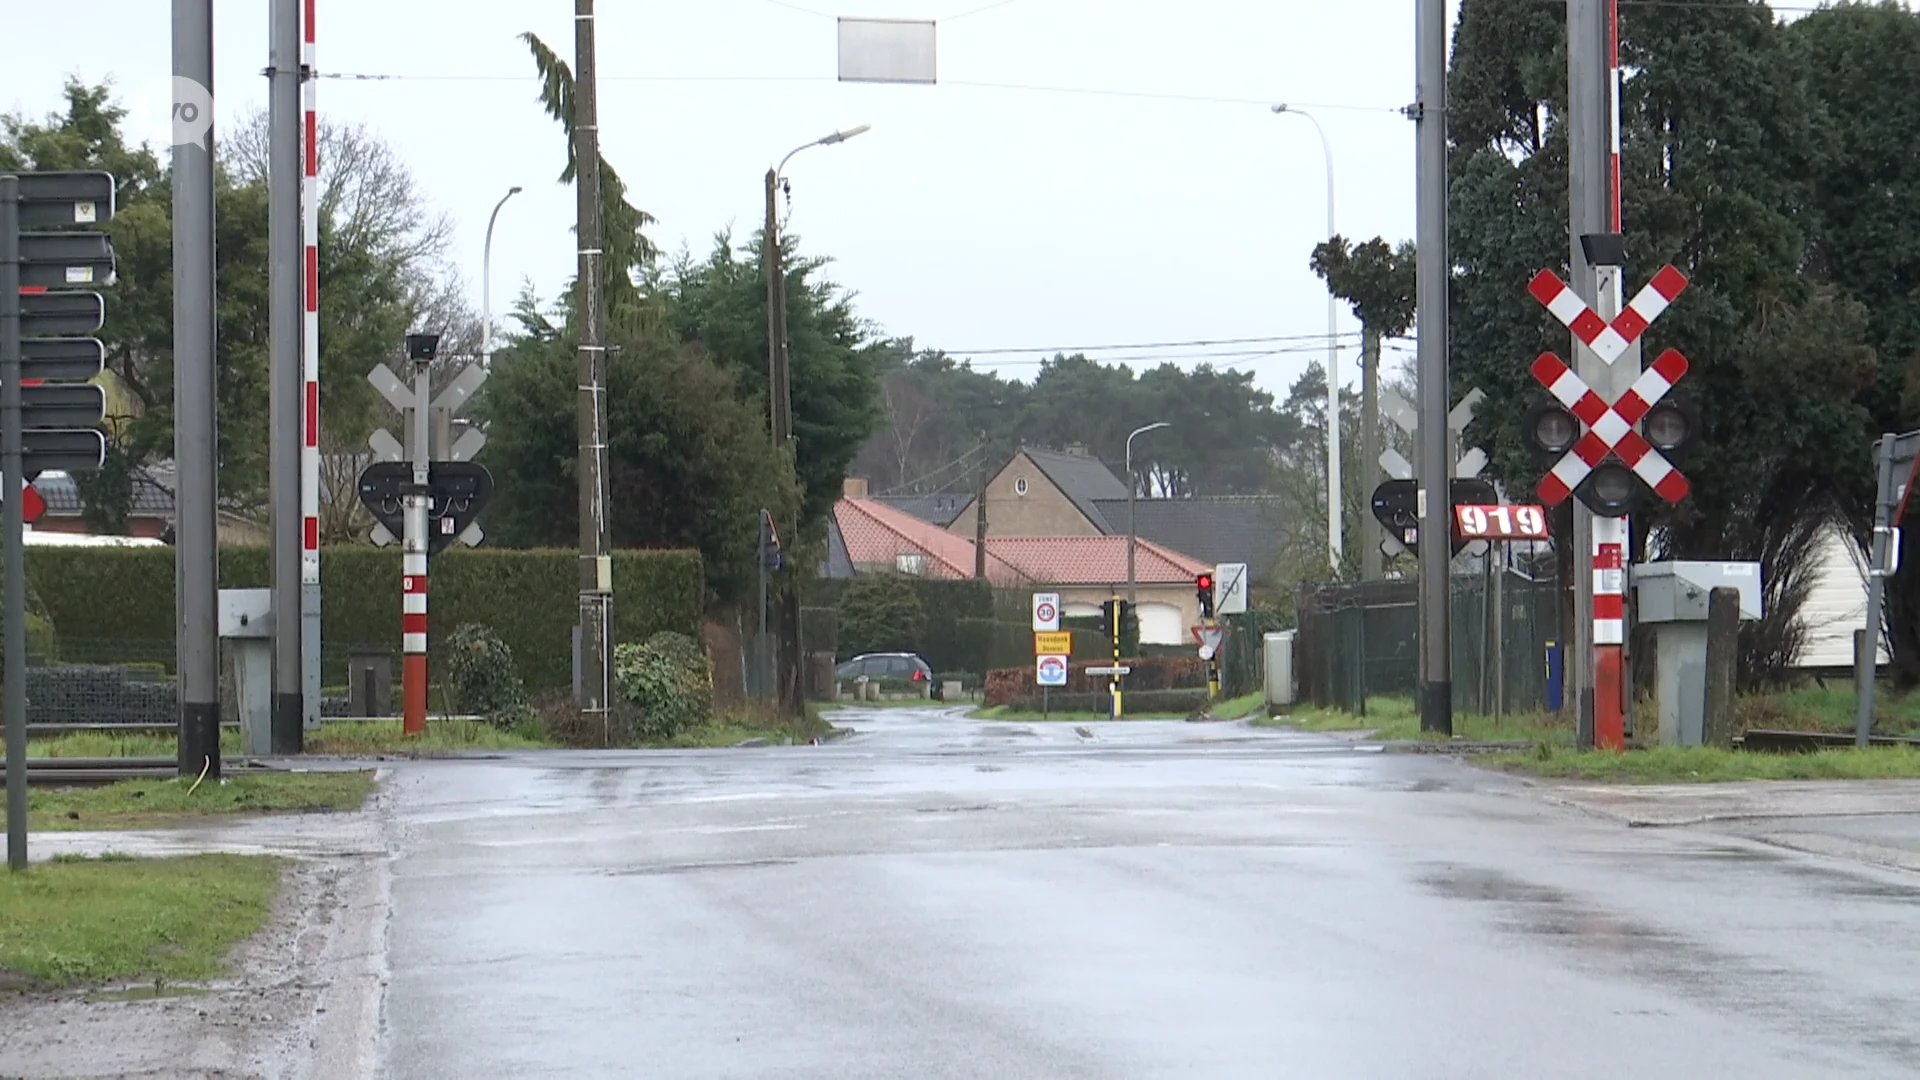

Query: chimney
[843,476,869,499]
[1063,442,1088,457]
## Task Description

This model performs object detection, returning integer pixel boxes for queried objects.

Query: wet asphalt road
[377,707,1920,1079]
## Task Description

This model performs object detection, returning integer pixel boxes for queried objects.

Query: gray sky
[6,0,1445,401]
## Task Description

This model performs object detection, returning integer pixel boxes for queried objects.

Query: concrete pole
[269,0,304,755]
[573,0,613,732]
[1414,0,1452,734]
[1857,434,1897,746]
[174,0,222,778]
[1568,0,1611,748]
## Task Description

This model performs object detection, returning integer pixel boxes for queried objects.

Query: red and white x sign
[1529,265,1688,365]
[1531,349,1691,505]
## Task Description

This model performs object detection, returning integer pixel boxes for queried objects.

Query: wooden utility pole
[573,0,613,734]
[974,437,989,578]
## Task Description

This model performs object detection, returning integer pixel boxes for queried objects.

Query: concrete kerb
[1500,776,1920,829]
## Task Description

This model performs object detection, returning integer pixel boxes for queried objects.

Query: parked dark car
[834,652,941,699]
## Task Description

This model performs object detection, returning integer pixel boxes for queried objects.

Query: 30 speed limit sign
[1031,592,1061,632]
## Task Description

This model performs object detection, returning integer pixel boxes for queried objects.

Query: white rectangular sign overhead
[1031,592,1061,632]
[838,18,937,84]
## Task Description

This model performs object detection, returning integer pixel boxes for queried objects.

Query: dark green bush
[444,623,527,724]
[834,576,927,658]
[613,631,714,739]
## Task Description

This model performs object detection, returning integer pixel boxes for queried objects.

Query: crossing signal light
[1196,572,1215,618]
[1524,401,1580,456]
[1643,395,1698,458]
[1522,392,1701,519]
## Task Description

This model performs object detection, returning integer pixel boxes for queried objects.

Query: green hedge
[24,546,703,693]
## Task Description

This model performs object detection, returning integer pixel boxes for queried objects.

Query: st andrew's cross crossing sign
[1527,264,1693,507]
[1528,265,1687,366]
[1530,349,1691,506]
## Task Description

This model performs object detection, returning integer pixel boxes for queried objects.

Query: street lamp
[481,185,522,369]
[1272,103,1342,574]
[1126,421,1171,609]
[765,124,870,446]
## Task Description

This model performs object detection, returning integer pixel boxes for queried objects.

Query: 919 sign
[1454,504,1549,541]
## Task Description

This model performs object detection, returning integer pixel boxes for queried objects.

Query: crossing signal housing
[1196,572,1215,618]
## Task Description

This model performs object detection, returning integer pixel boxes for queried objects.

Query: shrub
[834,576,927,658]
[613,631,714,739]
[444,623,528,725]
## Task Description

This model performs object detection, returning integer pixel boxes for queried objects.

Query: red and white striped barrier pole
[300,0,322,726]
[1609,0,1622,232]
[402,520,427,734]
[1593,515,1627,751]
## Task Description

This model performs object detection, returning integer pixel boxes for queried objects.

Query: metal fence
[1295,567,1563,716]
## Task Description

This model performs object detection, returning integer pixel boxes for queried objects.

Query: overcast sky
[6,0,1456,401]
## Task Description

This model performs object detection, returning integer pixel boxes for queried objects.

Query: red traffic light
[1196,573,1213,591]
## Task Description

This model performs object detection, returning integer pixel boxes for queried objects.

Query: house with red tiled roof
[827,479,1215,644]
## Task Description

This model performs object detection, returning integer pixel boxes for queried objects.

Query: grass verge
[1480,744,1920,783]
[0,853,282,990]
[1209,692,1267,720]
[304,718,551,756]
[1255,697,1575,744]
[13,771,376,832]
[635,703,838,748]
[28,729,243,760]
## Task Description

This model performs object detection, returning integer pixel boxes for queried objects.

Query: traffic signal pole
[2,176,26,870]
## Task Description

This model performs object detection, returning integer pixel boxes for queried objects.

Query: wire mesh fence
[1295,568,1564,716]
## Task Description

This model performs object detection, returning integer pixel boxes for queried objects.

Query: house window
[1014,477,1029,496]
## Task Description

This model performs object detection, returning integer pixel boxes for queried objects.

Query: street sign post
[3,170,115,871]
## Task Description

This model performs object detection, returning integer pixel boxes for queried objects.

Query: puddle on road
[1415,859,1920,1069]
[600,858,797,876]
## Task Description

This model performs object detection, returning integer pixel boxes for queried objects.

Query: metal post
[299,0,322,735]
[1275,106,1341,575]
[2,176,27,870]
[1414,0,1452,734]
[573,0,613,729]
[269,0,304,755]
[1124,422,1168,607]
[402,365,429,735]
[174,0,222,779]
[756,510,770,704]
[764,169,781,446]
[1857,433,1897,746]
